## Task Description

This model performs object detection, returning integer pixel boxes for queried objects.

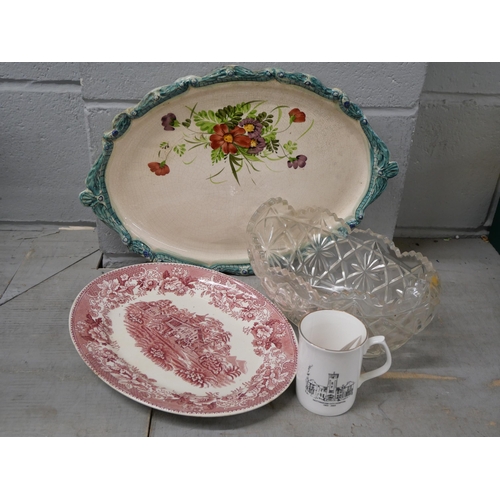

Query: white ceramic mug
[296,310,392,416]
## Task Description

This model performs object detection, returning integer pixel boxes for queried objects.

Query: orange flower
[289,108,306,123]
[210,124,251,155]
[148,162,170,176]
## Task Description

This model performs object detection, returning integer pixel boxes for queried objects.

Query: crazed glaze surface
[80,66,398,275]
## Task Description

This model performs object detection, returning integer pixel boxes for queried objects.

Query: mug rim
[298,309,367,353]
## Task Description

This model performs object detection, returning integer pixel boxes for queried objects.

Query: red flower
[148,162,170,176]
[289,108,306,123]
[210,124,251,155]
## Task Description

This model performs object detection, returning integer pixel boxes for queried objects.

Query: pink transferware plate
[69,263,298,417]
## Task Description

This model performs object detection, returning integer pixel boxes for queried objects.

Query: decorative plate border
[80,66,398,275]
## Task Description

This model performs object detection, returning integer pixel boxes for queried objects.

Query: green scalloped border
[80,65,398,275]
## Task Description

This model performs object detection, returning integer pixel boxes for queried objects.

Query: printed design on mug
[305,365,355,406]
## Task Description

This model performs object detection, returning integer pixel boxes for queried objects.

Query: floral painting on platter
[80,66,399,274]
[148,102,313,184]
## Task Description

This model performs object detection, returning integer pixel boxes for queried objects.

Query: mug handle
[358,336,392,387]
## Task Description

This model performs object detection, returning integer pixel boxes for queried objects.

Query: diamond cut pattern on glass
[247,199,440,357]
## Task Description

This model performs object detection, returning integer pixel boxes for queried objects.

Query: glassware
[247,198,440,357]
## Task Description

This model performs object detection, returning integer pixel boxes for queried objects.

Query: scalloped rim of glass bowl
[246,197,439,319]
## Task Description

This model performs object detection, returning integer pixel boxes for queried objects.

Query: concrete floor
[1,226,499,436]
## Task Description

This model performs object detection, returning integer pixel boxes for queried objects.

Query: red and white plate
[69,263,298,417]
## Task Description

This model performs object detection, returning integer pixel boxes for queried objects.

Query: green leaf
[242,156,261,172]
[173,144,186,157]
[270,105,288,125]
[193,112,218,133]
[261,150,287,162]
[240,151,264,163]
[266,138,280,153]
[295,118,315,141]
[211,148,224,164]
[188,142,209,151]
[186,103,198,118]
[195,120,217,134]
[276,107,283,125]
[213,104,247,128]
[283,140,297,155]
[229,154,242,185]
[208,166,227,184]
[235,102,251,115]
[262,126,278,142]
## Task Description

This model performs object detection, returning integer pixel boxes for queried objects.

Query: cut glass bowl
[247,198,440,357]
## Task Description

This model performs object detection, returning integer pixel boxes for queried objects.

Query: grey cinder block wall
[0,63,89,224]
[396,62,500,237]
[1,62,499,264]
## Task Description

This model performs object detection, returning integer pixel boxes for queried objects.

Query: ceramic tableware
[296,310,391,416]
[69,263,298,417]
[80,66,398,274]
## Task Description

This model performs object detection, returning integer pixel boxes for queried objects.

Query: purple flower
[287,155,307,169]
[239,118,263,138]
[161,113,177,131]
[247,136,266,155]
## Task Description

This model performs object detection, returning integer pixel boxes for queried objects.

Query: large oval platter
[69,263,298,417]
[80,66,398,274]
